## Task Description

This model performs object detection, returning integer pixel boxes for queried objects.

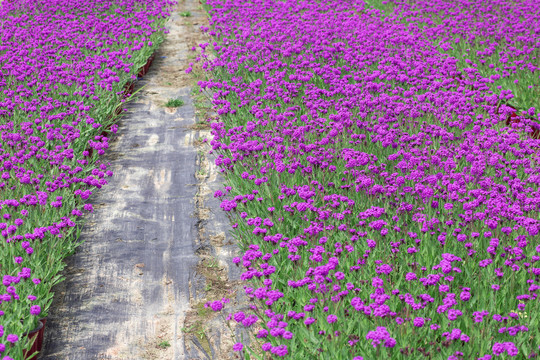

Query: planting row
[195,0,540,358]
[0,0,173,358]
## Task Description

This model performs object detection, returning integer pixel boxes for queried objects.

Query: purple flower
[234,311,245,322]
[447,309,463,321]
[376,264,393,275]
[30,305,41,316]
[283,331,293,339]
[405,272,417,281]
[270,344,288,356]
[439,284,450,293]
[209,300,223,312]
[372,277,384,288]
[384,338,396,348]
[6,335,18,344]
[479,259,493,267]
[327,314,338,324]
[233,343,243,351]
[366,327,396,348]
[492,342,518,357]
[486,219,498,230]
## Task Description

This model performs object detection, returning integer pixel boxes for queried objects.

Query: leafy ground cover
[193,0,540,358]
[0,0,173,358]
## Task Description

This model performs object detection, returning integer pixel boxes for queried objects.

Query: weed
[206,259,219,268]
[165,98,184,107]
[181,324,197,333]
[158,341,170,349]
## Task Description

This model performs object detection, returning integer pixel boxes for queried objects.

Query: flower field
[0,0,173,358]
[2,0,540,358]
[195,0,540,358]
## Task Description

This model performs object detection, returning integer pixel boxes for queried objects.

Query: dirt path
[39,1,247,359]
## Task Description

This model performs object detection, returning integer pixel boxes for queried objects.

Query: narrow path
[39,2,228,359]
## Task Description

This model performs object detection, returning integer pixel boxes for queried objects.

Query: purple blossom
[327,314,338,324]
[30,305,41,316]
[6,335,17,344]
[413,317,424,327]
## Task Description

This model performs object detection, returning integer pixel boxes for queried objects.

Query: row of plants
[193,0,540,358]
[0,0,174,358]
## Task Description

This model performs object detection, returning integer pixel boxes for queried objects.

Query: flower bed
[372,0,540,127]
[195,0,540,358]
[0,0,173,358]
